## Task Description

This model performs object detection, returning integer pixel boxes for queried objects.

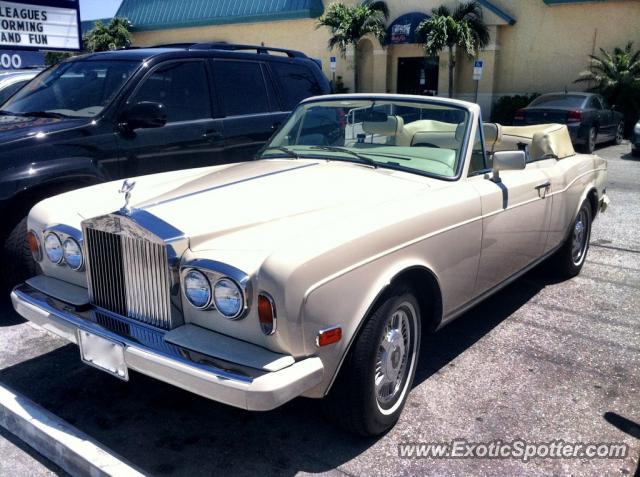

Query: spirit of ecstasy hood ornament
[118,179,136,215]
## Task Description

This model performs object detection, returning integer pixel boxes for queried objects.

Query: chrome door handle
[535,181,551,198]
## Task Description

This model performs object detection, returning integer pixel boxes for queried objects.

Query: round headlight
[62,238,83,270]
[44,233,63,264]
[213,278,244,318]
[184,270,211,309]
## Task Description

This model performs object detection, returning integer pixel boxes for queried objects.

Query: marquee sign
[386,12,429,45]
[0,0,81,51]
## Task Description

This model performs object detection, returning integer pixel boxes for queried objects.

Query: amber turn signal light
[258,293,276,335]
[317,326,342,347]
[26,230,42,262]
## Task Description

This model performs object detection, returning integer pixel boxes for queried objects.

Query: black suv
[0,43,329,286]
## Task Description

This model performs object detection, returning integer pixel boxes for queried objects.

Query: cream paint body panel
[469,168,552,294]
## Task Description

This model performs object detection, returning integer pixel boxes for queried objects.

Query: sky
[79,0,123,21]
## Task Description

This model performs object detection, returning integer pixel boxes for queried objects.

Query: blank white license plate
[78,330,128,381]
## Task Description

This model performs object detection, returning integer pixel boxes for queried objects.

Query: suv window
[3,60,139,117]
[131,61,211,123]
[270,62,323,110]
[213,60,270,116]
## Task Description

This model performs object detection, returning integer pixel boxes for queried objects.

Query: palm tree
[84,17,133,52]
[575,42,640,135]
[317,1,389,92]
[416,1,490,98]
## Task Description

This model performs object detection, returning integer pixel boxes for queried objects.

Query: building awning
[386,12,429,45]
[115,0,325,31]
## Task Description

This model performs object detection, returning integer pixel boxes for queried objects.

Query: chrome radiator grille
[84,226,173,329]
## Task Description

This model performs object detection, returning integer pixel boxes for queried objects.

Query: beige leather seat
[362,115,405,139]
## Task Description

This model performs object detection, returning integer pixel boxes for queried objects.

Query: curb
[0,383,145,477]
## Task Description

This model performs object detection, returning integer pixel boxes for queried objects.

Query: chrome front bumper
[11,284,323,411]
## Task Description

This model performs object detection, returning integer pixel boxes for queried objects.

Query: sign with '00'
[0,0,81,51]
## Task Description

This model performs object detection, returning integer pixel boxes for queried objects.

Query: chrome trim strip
[181,259,252,320]
[140,162,319,210]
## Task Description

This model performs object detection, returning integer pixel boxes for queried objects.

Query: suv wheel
[3,217,40,292]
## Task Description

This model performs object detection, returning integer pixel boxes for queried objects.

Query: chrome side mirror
[492,150,526,182]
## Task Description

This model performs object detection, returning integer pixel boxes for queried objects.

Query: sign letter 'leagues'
[0,0,81,51]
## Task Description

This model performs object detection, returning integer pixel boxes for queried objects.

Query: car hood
[0,113,85,143]
[38,159,442,261]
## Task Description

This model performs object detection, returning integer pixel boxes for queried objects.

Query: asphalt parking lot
[0,143,638,477]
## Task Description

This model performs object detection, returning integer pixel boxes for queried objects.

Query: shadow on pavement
[0,295,25,327]
[0,266,554,476]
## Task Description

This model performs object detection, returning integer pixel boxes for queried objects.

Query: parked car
[632,119,640,157]
[0,69,41,104]
[0,43,329,288]
[11,94,608,436]
[514,92,624,153]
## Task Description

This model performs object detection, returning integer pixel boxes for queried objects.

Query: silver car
[0,69,41,105]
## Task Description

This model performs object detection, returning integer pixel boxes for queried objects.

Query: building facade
[117,0,640,117]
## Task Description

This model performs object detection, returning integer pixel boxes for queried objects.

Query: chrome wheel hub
[571,210,588,264]
[375,308,411,406]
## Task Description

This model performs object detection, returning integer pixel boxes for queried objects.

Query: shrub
[490,93,539,125]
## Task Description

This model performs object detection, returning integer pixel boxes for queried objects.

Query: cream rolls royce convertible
[11,94,608,436]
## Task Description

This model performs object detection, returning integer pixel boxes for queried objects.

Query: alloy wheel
[374,302,415,413]
[571,209,589,265]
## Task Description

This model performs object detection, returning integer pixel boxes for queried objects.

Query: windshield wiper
[0,110,17,116]
[258,146,300,159]
[310,146,378,168]
[22,111,69,119]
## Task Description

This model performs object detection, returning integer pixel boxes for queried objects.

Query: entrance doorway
[397,57,438,95]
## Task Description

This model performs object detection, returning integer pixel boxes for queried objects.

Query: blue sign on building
[0,49,45,70]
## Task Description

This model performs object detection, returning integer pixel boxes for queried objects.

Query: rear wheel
[323,284,421,436]
[614,122,624,145]
[581,127,597,154]
[549,199,592,278]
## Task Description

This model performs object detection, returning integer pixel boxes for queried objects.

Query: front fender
[300,255,441,399]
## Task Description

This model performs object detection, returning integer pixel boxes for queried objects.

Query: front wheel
[323,285,421,436]
[549,199,592,278]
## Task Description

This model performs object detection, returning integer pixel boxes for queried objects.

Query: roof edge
[477,0,517,25]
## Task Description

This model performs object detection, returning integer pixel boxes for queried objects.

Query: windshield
[259,98,470,178]
[530,94,586,109]
[1,60,140,118]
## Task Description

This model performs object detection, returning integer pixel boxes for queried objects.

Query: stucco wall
[491,0,640,95]
[129,0,640,111]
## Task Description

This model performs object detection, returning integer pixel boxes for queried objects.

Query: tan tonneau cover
[490,123,576,160]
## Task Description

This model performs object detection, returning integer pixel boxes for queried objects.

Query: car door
[467,123,553,294]
[211,59,288,163]
[597,96,616,139]
[117,59,225,178]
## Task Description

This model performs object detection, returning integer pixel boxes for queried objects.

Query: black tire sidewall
[558,200,592,277]
[2,216,40,291]
[352,288,421,435]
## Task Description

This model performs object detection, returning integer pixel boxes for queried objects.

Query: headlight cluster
[40,230,84,271]
[183,268,245,319]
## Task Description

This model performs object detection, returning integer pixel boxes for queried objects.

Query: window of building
[132,61,211,122]
[270,62,323,110]
[213,60,270,116]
